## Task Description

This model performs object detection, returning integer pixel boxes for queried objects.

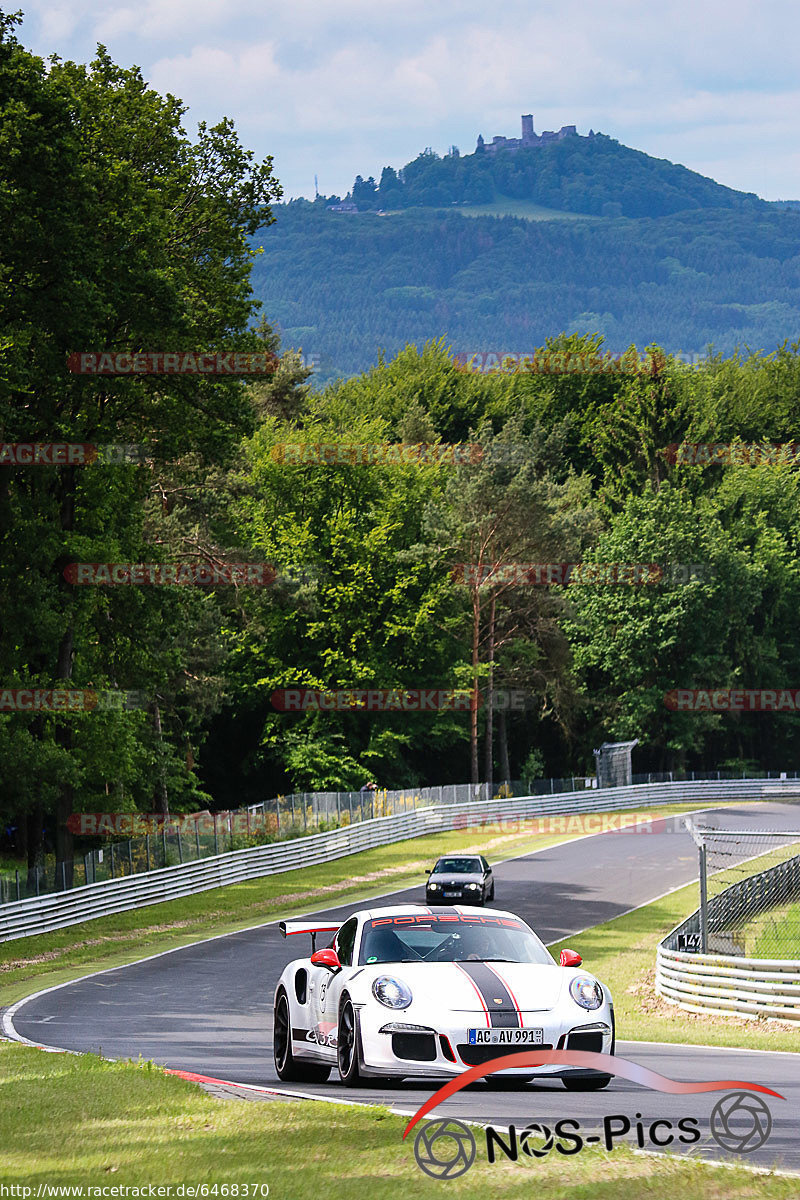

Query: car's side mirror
[311,948,341,971]
[425,868,432,874]
[560,949,582,968]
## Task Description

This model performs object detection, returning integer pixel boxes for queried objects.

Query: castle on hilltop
[476,114,588,155]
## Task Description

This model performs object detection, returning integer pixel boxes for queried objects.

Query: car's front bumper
[356,1006,614,1079]
[426,888,483,904]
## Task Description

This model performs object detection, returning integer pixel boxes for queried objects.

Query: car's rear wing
[279,919,341,951]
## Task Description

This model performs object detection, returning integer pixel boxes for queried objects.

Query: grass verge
[0,1041,797,1196]
[0,803,705,1009]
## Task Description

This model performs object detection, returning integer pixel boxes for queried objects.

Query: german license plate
[444,891,459,898]
[468,1027,543,1045]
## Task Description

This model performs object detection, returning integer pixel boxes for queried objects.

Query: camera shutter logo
[710,1092,772,1154]
[414,1118,476,1179]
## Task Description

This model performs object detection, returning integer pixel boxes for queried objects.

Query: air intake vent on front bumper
[392,1032,437,1061]
[458,1043,553,1066]
[565,1030,604,1054]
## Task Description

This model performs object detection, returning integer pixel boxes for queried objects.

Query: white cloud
[15,0,800,199]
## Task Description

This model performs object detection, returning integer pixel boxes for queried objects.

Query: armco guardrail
[2,776,798,943]
[656,946,800,1021]
[657,840,800,1020]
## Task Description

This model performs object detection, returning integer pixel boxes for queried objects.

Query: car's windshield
[359,915,552,965]
[434,857,482,874]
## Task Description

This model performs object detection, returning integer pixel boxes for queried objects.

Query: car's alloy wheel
[337,998,365,1086]
[273,989,331,1083]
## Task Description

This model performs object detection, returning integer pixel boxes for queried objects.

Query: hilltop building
[476,114,584,155]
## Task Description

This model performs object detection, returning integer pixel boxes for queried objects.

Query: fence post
[195,824,201,859]
[214,812,219,856]
[177,831,183,863]
[110,844,116,879]
[291,793,295,828]
[303,795,307,833]
[35,867,40,897]
[348,791,353,824]
[128,841,134,875]
[162,825,168,867]
[276,796,281,837]
[145,834,151,873]
[699,841,708,953]
[15,869,19,900]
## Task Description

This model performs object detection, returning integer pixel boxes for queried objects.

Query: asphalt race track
[7,803,800,1172]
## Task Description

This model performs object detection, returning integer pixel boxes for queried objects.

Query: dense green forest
[251,201,800,381]
[3,17,800,875]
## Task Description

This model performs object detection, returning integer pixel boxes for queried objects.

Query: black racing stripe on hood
[459,962,521,1028]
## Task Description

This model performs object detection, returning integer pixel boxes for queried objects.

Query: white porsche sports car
[273,903,615,1088]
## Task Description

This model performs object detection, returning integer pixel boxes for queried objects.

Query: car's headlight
[465,882,480,890]
[569,976,603,1011]
[372,976,413,1009]
[428,881,439,889]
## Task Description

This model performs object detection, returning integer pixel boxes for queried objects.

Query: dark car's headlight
[465,882,480,890]
[569,976,604,1011]
[373,976,413,1009]
[428,881,439,889]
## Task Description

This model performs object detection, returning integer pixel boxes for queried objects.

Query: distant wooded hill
[250,135,800,381]
[343,132,766,219]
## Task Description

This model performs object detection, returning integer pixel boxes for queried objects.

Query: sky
[16,0,800,203]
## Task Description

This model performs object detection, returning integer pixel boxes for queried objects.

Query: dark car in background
[425,854,494,905]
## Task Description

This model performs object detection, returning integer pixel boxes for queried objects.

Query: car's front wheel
[337,997,366,1086]
[273,990,331,1083]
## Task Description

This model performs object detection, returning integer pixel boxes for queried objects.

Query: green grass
[0,803,711,1008]
[742,900,800,960]
[0,1041,797,1196]
[550,884,800,1052]
[439,197,601,222]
